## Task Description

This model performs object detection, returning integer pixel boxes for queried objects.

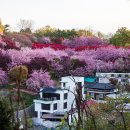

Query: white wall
[34,76,85,118]
[97,73,130,84]
[98,78,109,83]
[96,73,130,78]
[34,89,69,118]
[34,99,58,118]
[55,89,68,112]
[61,76,85,111]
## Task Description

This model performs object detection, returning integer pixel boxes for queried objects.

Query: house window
[64,102,67,109]
[63,83,66,87]
[96,77,99,82]
[118,74,122,77]
[125,74,128,78]
[64,93,68,99]
[121,79,128,82]
[42,93,60,100]
[99,94,103,99]
[111,74,114,77]
[91,93,94,98]
[53,103,57,110]
[42,104,50,110]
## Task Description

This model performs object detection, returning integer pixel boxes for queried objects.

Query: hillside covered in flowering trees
[0,34,130,91]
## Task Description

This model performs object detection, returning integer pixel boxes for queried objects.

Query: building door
[96,94,99,100]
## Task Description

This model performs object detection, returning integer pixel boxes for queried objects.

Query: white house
[34,88,68,118]
[96,73,130,84]
[34,76,85,119]
[60,76,85,109]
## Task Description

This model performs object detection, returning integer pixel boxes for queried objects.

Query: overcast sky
[0,0,130,34]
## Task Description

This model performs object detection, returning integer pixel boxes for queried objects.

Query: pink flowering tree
[26,70,54,92]
[70,67,91,76]
[0,42,129,78]
[50,56,71,78]
[5,33,32,47]
[0,68,8,86]
[0,50,11,71]
[63,36,106,48]
[50,57,88,78]
[95,47,127,62]
[25,57,50,74]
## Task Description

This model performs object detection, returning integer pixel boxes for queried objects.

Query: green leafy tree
[0,98,15,130]
[35,26,78,42]
[110,27,130,46]
[35,25,56,37]
[77,29,94,37]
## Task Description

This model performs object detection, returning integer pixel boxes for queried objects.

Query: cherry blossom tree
[0,50,11,71]
[26,70,54,92]
[63,36,106,47]
[0,68,8,86]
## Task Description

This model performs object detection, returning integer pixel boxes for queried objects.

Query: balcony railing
[39,97,57,101]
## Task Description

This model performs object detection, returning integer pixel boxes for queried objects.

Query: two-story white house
[34,87,68,118]
[34,76,85,119]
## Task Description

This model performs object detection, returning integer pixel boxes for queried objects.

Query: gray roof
[41,87,57,93]
[40,87,65,93]
[86,83,115,90]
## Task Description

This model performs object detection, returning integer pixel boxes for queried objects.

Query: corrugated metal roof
[85,83,115,90]
[40,87,65,93]
[40,87,57,93]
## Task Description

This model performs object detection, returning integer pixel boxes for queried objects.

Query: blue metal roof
[85,83,115,90]
[40,87,57,93]
[40,87,65,93]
